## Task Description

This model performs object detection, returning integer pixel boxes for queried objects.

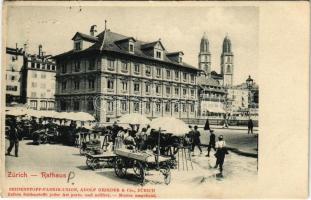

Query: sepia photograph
[1,1,308,198]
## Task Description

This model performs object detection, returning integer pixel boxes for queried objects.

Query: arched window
[227,65,231,73]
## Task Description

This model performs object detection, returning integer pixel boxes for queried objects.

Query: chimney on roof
[38,44,43,58]
[23,43,27,55]
[90,25,97,36]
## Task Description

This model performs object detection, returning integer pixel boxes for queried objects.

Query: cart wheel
[114,157,127,178]
[80,147,86,155]
[163,168,171,185]
[139,163,146,185]
[133,161,145,184]
[133,161,141,177]
[91,159,100,170]
[86,157,92,168]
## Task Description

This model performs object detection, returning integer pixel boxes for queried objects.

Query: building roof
[72,32,99,43]
[197,75,221,87]
[230,82,259,90]
[211,71,223,79]
[55,29,200,71]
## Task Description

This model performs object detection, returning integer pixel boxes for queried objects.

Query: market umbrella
[149,117,190,136]
[75,112,95,121]
[26,109,44,118]
[6,107,27,116]
[117,113,151,126]
[57,112,77,121]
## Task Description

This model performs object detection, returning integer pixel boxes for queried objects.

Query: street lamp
[246,75,253,116]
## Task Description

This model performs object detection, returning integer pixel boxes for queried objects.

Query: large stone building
[5,47,24,104]
[21,45,56,110]
[5,44,56,110]
[54,26,201,123]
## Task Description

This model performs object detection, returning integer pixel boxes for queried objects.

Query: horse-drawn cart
[114,149,172,185]
[85,152,116,170]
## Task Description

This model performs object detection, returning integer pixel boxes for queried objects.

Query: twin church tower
[198,33,234,86]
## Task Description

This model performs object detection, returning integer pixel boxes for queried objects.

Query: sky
[6,5,258,85]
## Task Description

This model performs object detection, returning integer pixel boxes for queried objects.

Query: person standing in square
[206,130,216,157]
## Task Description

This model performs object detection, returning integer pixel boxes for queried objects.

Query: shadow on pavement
[95,170,142,186]
[76,165,90,170]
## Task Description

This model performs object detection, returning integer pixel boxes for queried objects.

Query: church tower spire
[221,35,234,86]
[198,32,211,76]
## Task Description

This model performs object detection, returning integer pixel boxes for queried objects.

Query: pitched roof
[211,71,223,79]
[115,37,136,43]
[141,40,165,50]
[55,30,199,71]
[197,75,221,87]
[166,51,184,56]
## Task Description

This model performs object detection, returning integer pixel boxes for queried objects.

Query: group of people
[106,122,151,151]
[186,119,229,175]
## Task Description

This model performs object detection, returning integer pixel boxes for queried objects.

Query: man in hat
[6,118,20,157]
[214,135,229,175]
[248,118,254,134]
[206,130,216,157]
[191,125,202,155]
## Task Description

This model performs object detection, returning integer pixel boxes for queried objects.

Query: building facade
[197,33,232,118]
[54,27,200,123]
[5,47,24,104]
[197,76,226,118]
[226,76,259,119]
[22,51,56,110]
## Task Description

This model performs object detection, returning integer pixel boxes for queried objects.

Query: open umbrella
[117,113,151,126]
[150,117,190,136]
[75,112,95,121]
[6,107,27,116]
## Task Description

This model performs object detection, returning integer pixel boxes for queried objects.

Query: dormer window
[74,41,82,51]
[179,57,182,63]
[115,37,136,53]
[129,43,134,53]
[156,51,162,59]
[166,51,184,63]
[72,32,98,51]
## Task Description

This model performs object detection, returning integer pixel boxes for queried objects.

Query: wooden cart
[85,152,116,170]
[80,140,101,155]
[114,149,172,185]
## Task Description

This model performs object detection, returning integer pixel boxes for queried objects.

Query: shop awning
[201,102,226,113]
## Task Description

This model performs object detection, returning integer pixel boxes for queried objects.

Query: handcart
[85,151,116,170]
[113,148,172,185]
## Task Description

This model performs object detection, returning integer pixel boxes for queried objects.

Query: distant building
[5,47,24,104]
[21,45,56,110]
[197,76,226,118]
[198,33,234,87]
[53,26,201,123]
[197,33,234,118]
[227,76,259,119]
[226,86,249,113]
[221,36,234,87]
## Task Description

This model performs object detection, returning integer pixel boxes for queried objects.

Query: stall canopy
[150,117,190,136]
[5,107,95,122]
[5,107,28,116]
[117,113,151,126]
